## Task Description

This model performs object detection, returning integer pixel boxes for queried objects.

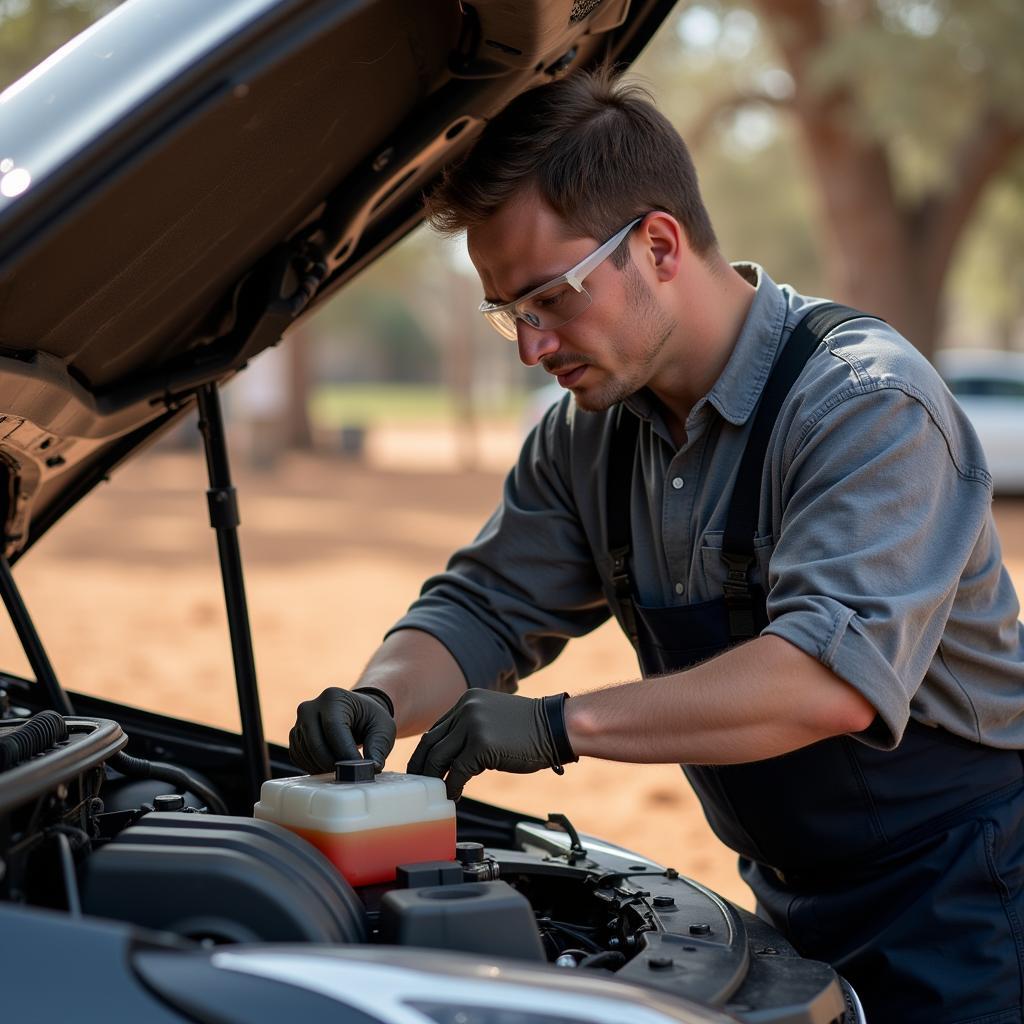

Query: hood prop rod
[0,554,74,716]
[195,382,269,805]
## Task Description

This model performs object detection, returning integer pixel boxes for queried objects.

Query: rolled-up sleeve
[763,383,994,748]
[387,398,610,692]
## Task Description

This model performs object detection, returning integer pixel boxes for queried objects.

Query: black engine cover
[80,814,366,944]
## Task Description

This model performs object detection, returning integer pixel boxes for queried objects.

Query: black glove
[407,689,577,800]
[289,686,396,774]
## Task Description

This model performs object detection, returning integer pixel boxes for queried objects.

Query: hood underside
[0,0,674,557]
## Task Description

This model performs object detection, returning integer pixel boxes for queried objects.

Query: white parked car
[935,349,1024,495]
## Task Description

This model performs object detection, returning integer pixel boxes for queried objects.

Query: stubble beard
[572,263,676,413]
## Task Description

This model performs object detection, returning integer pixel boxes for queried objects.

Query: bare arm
[355,628,468,737]
[564,635,876,765]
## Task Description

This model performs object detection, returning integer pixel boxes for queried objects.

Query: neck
[649,255,756,430]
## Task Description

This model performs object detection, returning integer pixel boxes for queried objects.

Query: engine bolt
[653,895,676,908]
[689,923,712,936]
[648,956,674,970]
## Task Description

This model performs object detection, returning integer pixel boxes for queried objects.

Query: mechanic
[290,69,1024,1022]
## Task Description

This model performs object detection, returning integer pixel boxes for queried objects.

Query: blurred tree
[312,241,442,385]
[639,0,1024,357]
[637,7,825,294]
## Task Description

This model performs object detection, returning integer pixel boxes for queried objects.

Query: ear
[639,212,684,284]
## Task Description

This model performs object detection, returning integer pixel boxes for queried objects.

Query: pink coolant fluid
[254,760,456,887]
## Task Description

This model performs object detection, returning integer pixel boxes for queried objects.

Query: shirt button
[675,583,684,595]
[671,477,684,490]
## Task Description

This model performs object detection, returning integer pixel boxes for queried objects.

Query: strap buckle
[610,545,631,588]
[720,552,754,598]
[721,552,757,640]
[609,545,639,646]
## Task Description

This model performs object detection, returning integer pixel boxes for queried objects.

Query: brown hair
[425,66,717,264]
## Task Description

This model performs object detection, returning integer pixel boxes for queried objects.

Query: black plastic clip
[609,545,639,645]
[206,486,240,530]
[721,552,756,640]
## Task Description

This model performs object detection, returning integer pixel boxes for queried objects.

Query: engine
[0,711,858,1023]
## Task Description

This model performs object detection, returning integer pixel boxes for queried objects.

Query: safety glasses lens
[483,309,518,340]
[519,285,591,333]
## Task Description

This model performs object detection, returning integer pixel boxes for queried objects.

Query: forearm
[355,629,468,738]
[565,635,876,765]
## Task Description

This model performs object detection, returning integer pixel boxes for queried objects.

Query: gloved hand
[289,687,396,774]
[407,689,577,800]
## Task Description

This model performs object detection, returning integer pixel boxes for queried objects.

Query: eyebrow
[483,270,564,306]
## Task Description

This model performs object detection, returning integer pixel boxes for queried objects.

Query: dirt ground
[3,423,1023,911]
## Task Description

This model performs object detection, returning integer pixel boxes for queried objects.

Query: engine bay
[0,707,854,1024]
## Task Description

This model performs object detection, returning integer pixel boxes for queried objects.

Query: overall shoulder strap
[607,403,641,643]
[721,302,875,638]
[606,302,879,646]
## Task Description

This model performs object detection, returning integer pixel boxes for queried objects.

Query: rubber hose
[110,751,229,815]
[0,710,68,771]
[578,951,626,971]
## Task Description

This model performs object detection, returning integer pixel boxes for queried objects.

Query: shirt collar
[623,262,789,429]
[704,262,788,426]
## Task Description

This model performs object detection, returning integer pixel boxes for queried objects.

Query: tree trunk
[797,124,944,355]
[749,0,1022,362]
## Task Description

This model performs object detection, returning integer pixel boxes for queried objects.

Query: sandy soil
[3,425,1023,911]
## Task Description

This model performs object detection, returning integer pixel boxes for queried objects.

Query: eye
[532,286,568,309]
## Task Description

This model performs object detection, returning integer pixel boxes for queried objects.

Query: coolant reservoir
[254,760,456,887]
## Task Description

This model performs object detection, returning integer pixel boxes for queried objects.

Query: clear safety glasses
[478,217,642,340]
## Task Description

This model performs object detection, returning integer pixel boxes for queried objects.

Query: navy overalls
[606,304,1024,1022]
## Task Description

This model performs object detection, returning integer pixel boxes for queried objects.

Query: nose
[516,319,560,366]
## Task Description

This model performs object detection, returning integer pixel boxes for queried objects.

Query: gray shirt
[391,264,1024,751]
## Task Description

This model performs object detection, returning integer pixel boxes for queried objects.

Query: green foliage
[807,0,1024,199]
[0,0,121,89]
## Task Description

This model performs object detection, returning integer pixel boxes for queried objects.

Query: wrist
[562,692,599,758]
[540,693,578,773]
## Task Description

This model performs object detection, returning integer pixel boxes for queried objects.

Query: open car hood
[0,0,674,558]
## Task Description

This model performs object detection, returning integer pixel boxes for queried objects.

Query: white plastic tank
[254,759,456,886]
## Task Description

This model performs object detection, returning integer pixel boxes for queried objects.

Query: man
[290,70,1024,1022]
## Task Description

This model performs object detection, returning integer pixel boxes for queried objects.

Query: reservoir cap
[153,793,185,811]
[334,759,376,784]
[456,841,485,864]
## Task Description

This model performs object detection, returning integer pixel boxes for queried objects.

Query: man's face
[467,193,676,413]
